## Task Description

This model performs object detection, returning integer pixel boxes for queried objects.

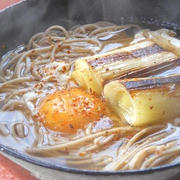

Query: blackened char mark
[88,45,164,68]
[121,75,180,90]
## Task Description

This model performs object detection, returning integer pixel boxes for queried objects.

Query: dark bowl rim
[0,143,180,176]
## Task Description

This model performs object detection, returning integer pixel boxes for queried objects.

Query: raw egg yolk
[38,88,105,133]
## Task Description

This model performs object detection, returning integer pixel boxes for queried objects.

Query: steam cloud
[0,0,179,56]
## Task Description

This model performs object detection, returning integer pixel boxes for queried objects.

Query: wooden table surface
[0,1,38,179]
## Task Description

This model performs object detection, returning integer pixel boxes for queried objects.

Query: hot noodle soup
[0,22,180,171]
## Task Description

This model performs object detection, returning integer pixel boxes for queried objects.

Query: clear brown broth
[0,22,180,171]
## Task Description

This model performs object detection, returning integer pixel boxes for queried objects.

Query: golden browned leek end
[104,81,135,125]
[145,29,180,57]
[104,77,180,126]
[71,59,103,95]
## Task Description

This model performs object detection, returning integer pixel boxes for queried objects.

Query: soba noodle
[0,22,180,171]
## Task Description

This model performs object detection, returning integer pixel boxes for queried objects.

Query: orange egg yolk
[38,88,105,134]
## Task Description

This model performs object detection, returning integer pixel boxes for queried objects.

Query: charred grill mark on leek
[123,59,180,78]
[121,75,180,90]
[144,29,180,57]
[72,37,179,95]
[88,45,163,68]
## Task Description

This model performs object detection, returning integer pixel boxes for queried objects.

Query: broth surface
[0,22,180,171]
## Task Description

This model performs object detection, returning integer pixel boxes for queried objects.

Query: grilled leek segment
[71,59,103,95]
[144,29,180,57]
[104,75,180,126]
[72,36,179,94]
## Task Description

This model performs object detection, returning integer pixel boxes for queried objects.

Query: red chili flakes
[33,114,39,119]
[58,44,62,48]
[127,134,133,139]
[52,66,57,70]
[79,152,86,157]
[62,66,67,73]
[34,82,44,89]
